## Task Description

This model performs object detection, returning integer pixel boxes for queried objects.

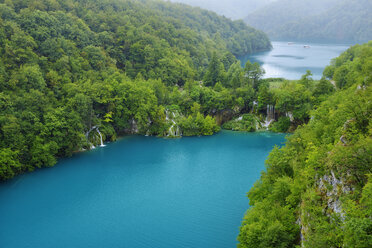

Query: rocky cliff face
[213,109,236,125]
[298,170,355,247]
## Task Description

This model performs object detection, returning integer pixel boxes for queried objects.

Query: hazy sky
[167,0,277,20]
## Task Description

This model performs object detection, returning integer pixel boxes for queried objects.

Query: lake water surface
[239,41,350,80]
[0,131,286,248]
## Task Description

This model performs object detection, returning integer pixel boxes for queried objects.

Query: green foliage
[238,42,372,247]
[238,200,299,248]
[272,80,313,125]
[324,41,372,89]
[244,60,265,90]
[179,112,220,136]
[343,182,372,248]
[313,78,335,104]
[269,117,291,133]
[225,61,244,88]
[0,148,21,179]
[222,114,259,132]
[203,52,226,87]
[0,0,271,180]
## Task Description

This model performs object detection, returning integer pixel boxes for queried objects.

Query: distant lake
[0,131,286,248]
[239,41,350,80]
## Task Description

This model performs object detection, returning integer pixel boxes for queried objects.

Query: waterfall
[85,126,97,139]
[168,120,180,137]
[166,110,181,137]
[131,119,139,133]
[266,104,275,120]
[85,126,105,149]
[285,112,294,122]
[263,105,275,129]
[96,128,105,147]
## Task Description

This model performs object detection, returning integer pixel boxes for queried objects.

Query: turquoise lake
[239,41,350,80]
[0,131,286,248]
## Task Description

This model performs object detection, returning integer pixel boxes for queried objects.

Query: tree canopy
[238,41,372,248]
[0,0,272,180]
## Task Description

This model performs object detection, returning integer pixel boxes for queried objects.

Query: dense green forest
[0,0,272,180]
[245,0,372,43]
[238,42,372,247]
[0,0,371,246]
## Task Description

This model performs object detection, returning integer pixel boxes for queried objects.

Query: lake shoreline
[238,41,350,80]
[0,131,286,248]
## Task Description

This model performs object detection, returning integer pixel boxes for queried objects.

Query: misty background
[168,0,277,20]
[168,0,372,43]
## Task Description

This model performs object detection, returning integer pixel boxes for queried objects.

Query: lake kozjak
[0,131,286,248]
[239,41,350,80]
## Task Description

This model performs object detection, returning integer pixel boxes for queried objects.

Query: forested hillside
[238,42,372,247]
[245,0,372,43]
[0,0,272,180]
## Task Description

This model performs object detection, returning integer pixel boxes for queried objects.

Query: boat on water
[304,45,311,48]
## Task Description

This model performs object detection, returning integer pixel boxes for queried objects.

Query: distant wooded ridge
[169,0,372,43]
[244,0,372,43]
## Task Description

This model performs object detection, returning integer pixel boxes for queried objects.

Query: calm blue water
[239,41,350,80]
[0,131,286,248]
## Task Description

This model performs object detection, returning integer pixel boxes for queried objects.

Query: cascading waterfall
[130,119,139,133]
[96,128,105,147]
[263,104,275,129]
[168,120,175,136]
[267,104,275,120]
[168,120,181,137]
[85,126,105,149]
[166,110,182,137]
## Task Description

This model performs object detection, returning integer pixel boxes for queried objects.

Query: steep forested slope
[0,0,271,180]
[238,42,372,247]
[245,0,372,43]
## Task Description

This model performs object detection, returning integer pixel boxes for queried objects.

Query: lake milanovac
[0,131,286,248]
[239,41,350,80]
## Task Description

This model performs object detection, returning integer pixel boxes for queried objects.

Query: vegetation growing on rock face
[238,41,372,248]
[222,114,260,132]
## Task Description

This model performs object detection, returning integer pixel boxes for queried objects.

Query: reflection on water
[239,41,350,80]
[272,55,305,60]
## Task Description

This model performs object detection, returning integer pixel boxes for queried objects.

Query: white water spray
[263,105,275,129]
[85,126,105,149]
[166,110,181,137]
[96,128,106,147]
